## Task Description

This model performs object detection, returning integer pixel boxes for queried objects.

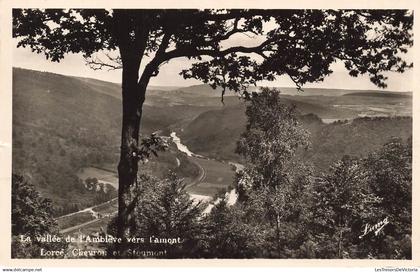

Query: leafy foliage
[201,200,266,258]
[13,9,116,61]
[310,156,381,258]
[107,172,206,258]
[200,88,412,259]
[14,9,413,89]
[12,174,68,258]
[236,87,310,199]
[308,138,412,259]
[12,9,413,258]
[194,88,313,257]
[361,137,412,259]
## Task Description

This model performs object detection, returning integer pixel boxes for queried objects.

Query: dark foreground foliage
[100,136,411,259]
[12,174,68,258]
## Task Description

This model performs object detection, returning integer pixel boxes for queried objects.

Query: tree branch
[155,30,172,58]
[85,54,122,71]
[287,73,303,91]
[138,28,173,84]
[215,17,241,41]
[163,37,275,61]
[203,10,274,22]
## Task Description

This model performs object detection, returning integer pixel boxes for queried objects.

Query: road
[56,197,118,220]
[60,218,101,234]
[185,156,206,188]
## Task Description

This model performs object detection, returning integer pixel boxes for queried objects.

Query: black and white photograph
[4,6,416,262]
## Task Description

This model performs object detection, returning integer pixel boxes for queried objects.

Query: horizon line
[13,66,412,93]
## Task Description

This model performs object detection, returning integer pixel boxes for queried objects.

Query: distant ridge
[13,67,181,93]
[168,84,410,97]
[13,67,410,98]
[342,91,411,98]
[274,87,411,96]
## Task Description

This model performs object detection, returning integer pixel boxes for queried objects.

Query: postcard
[0,0,419,270]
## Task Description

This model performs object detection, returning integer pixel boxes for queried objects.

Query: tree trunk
[338,227,343,258]
[275,212,281,257]
[116,54,145,249]
[112,10,159,257]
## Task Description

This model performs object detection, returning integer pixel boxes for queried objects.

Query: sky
[13,38,414,92]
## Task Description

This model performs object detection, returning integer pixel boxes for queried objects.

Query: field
[77,167,119,188]
[186,157,236,197]
[57,198,118,233]
[92,199,118,214]
[57,211,96,230]
[180,93,412,171]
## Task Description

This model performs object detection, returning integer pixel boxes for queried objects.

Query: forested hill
[181,99,412,171]
[12,68,123,215]
[11,68,207,215]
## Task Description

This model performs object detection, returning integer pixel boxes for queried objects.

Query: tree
[107,172,206,258]
[308,138,412,259]
[12,174,68,258]
[13,9,413,244]
[234,87,313,257]
[310,156,381,258]
[236,87,310,194]
[362,137,412,259]
[135,172,206,258]
[202,199,267,258]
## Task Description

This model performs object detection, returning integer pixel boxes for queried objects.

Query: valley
[12,67,412,240]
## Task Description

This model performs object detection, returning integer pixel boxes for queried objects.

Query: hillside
[303,116,412,171]
[12,67,413,215]
[13,68,122,214]
[276,87,411,96]
[12,68,206,215]
[180,103,247,162]
[181,97,412,171]
[170,84,233,97]
[12,68,220,134]
[342,91,412,98]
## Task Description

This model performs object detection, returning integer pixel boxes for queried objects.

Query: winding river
[170,132,240,212]
[170,132,195,157]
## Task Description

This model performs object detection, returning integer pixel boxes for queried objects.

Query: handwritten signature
[359,217,389,239]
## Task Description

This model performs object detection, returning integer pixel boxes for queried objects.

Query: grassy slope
[187,157,236,196]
